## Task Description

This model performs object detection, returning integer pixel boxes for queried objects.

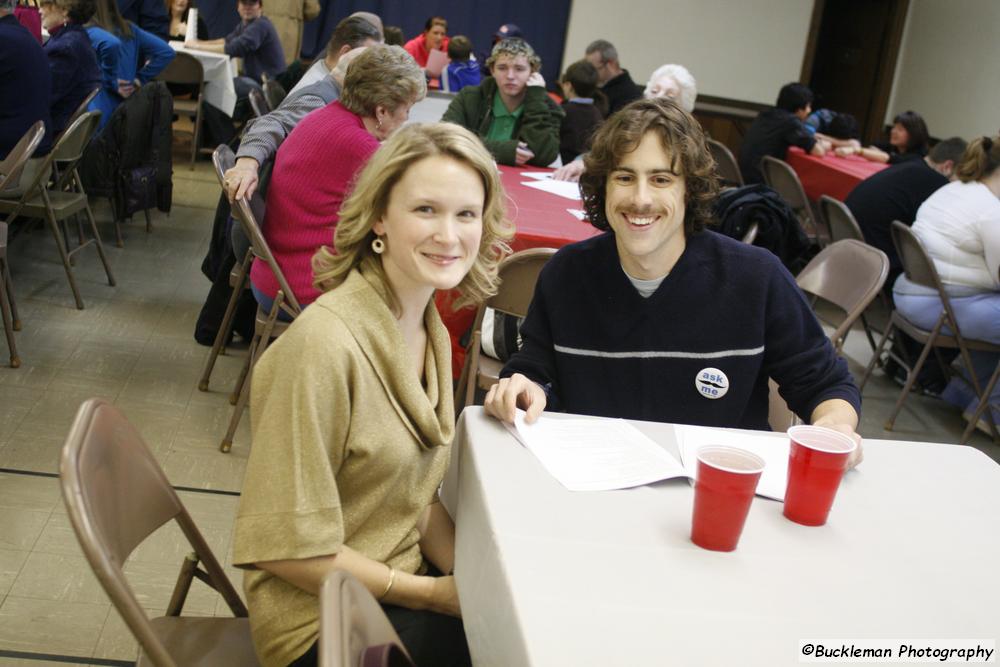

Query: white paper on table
[520,172,553,181]
[425,49,449,77]
[504,411,689,491]
[673,424,790,501]
[185,8,198,43]
[520,178,582,200]
[566,208,586,220]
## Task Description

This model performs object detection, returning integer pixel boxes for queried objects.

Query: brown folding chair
[198,146,253,393]
[213,145,302,452]
[0,111,116,310]
[760,155,825,243]
[248,88,271,118]
[796,238,888,354]
[53,87,100,146]
[159,52,208,169]
[707,138,744,187]
[0,120,46,192]
[818,195,864,243]
[319,571,414,667]
[859,222,1000,439]
[454,247,556,415]
[60,398,259,667]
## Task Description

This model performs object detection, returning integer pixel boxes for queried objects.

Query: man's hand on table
[809,420,864,469]
[515,142,535,166]
[224,157,260,202]
[484,373,547,424]
[553,158,584,181]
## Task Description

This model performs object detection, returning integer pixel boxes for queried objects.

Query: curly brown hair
[580,97,719,235]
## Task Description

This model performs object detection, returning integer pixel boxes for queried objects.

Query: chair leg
[859,312,879,354]
[960,360,1000,445]
[2,259,20,331]
[198,252,251,392]
[144,207,153,234]
[84,201,116,286]
[0,268,19,368]
[884,329,941,431]
[43,207,84,309]
[859,322,894,391]
[190,110,202,170]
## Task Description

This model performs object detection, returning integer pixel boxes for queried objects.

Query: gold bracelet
[379,565,396,600]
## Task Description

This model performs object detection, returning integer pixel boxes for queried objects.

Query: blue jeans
[250,283,296,322]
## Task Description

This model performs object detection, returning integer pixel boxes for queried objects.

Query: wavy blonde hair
[312,123,513,312]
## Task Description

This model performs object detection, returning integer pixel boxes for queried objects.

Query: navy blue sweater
[0,15,52,158]
[501,230,861,430]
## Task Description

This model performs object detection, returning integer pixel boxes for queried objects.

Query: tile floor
[0,154,997,666]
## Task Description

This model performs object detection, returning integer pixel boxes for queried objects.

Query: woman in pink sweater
[249,44,426,312]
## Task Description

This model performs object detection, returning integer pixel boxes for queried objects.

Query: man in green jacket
[442,38,563,167]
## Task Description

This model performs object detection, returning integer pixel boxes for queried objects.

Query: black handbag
[120,164,157,218]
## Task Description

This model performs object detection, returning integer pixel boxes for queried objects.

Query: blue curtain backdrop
[199,0,573,86]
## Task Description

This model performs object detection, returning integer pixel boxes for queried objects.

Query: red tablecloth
[785,146,888,202]
[437,166,600,377]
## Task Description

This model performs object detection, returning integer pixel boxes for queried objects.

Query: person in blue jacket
[86,0,174,130]
[40,0,101,137]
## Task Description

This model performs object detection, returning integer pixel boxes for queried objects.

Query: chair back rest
[159,51,205,87]
[795,239,889,350]
[486,247,557,317]
[263,79,287,109]
[0,120,45,193]
[213,145,302,316]
[60,398,246,667]
[53,110,103,165]
[58,87,100,143]
[248,88,271,118]
[707,139,743,187]
[819,195,864,243]
[891,220,944,292]
[319,571,413,667]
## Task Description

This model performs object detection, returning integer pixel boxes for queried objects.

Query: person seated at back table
[286,12,381,96]
[187,0,286,122]
[116,0,166,39]
[234,122,512,667]
[557,59,605,165]
[0,0,53,161]
[442,38,563,167]
[836,110,930,165]
[803,108,861,151]
[483,98,862,465]
[739,82,829,185]
[584,38,643,115]
[404,14,447,69]
[553,61,697,182]
[444,35,480,93]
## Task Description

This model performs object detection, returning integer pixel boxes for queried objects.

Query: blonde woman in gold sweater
[233,122,512,667]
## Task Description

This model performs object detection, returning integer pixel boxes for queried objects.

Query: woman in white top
[893,135,1000,424]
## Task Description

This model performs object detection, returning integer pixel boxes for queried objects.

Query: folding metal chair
[760,155,825,243]
[212,145,302,452]
[319,571,414,667]
[262,78,287,110]
[0,111,115,310]
[454,248,556,415]
[60,398,259,667]
[859,222,1000,439]
[248,88,271,118]
[159,52,208,169]
[818,195,864,243]
[707,138,744,187]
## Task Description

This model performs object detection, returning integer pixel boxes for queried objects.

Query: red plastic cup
[783,425,858,526]
[690,446,766,552]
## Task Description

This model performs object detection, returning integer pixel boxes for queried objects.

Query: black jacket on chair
[79,80,173,221]
[714,184,810,271]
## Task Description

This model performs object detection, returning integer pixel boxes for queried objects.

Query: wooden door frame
[799,0,911,144]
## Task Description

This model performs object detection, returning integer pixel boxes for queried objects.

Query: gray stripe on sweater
[553,344,765,360]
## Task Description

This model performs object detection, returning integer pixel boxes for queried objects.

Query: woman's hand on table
[553,158,585,181]
[484,373,546,424]
[835,145,860,157]
[224,157,260,202]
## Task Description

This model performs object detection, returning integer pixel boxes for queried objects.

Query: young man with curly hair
[484,98,862,458]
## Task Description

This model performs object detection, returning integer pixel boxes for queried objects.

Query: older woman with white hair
[644,63,697,112]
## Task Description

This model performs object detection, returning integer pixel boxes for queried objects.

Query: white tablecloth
[168,41,237,116]
[441,408,1000,666]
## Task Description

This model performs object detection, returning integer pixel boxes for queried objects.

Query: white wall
[562,0,814,105]
[886,0,1000,139]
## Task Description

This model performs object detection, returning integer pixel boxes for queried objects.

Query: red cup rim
[696,445,766,475]
[787,425,858,454]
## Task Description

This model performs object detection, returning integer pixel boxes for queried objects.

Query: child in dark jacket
[445,35,481,93]
[558,59,605,164]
